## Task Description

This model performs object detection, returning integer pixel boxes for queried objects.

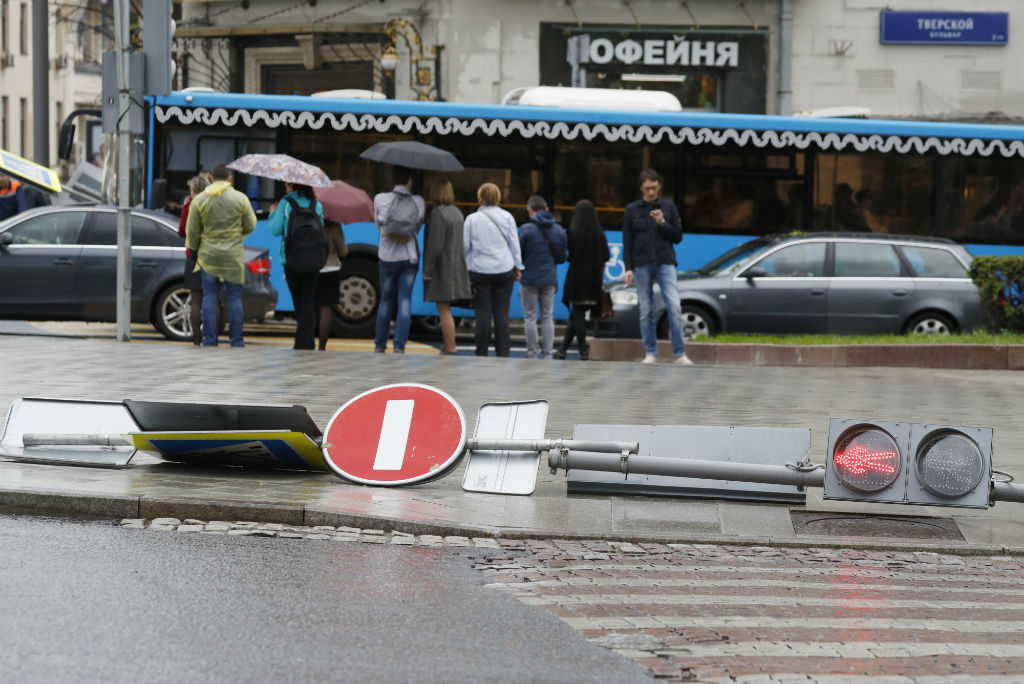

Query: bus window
[682,177,797,233]
[813,152,933,236]
[552,140,675,231]
[943,157,1024,245]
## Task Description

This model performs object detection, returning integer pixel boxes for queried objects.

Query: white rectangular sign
[373,400,414,470]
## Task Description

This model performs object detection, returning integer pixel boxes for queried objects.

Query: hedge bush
[968,255,1024,332]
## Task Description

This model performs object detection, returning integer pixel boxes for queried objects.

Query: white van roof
[793,106,872,118]
[502,86,682,112]
[311,89,386,100]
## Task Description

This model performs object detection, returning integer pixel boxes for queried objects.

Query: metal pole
[467,438,639,454]
[31,0,49,165]
[112,0,132,343]
[990,482,1024,503]
[22,433,129,447]
[550,450,826,488]
[778,0,793,116]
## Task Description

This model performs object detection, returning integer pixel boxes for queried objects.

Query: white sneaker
[641,354,658,364]
[674,354,694,366]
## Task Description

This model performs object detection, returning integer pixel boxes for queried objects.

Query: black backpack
[284,196,328,274]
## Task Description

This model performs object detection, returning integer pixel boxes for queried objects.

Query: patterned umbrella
[313,180,374,224]
[226,153,332,189]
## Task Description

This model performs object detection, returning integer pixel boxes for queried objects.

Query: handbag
[591,290,613,320]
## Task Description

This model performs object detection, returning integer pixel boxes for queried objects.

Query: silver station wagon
[598,233,985,338]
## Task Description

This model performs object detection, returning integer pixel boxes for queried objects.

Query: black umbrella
[359,141,464,172]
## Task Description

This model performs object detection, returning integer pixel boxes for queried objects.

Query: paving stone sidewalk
[2,335,1024,550]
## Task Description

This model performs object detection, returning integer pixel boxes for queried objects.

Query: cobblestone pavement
[127,519,1024,684]
[474,539,1024,684]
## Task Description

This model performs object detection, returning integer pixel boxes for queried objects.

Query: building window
[1,0,9,54]
[19,2,27,56]
[1,96,7,150]
[19,97,27,156]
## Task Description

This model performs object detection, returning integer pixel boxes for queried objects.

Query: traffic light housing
[142,0,175,95]
[825,418,992,509]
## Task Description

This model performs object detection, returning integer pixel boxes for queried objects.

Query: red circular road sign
[322,383,466,486]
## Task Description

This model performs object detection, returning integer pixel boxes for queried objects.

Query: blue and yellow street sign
[0,148,62,194]
[127,430,328,471]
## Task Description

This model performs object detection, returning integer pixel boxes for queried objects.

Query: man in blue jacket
[622,168,692,366]
[518,195,568,359]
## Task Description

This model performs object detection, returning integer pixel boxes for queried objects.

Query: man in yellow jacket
[185,163,257,347]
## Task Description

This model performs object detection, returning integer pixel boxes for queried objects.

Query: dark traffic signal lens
[915,430,986,498]
[832,427,901,493]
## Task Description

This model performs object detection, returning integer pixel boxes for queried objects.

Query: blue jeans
[374,259,418,352]
[520,284,556,358]
[200,269,244,347]
[634,262,685,357]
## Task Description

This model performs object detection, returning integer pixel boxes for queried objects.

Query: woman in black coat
[555,199,610,360]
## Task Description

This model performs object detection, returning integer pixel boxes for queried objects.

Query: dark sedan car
[0,205,277,341]
[596,233,985,339]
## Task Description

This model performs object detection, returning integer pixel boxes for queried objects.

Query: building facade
[176,0,1024,121]
[0,0,110,173]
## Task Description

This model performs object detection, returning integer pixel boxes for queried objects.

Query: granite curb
[590,339,1024,369]
[3,486,1023,557]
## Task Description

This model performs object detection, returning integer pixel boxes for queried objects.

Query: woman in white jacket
[463,182,524,357]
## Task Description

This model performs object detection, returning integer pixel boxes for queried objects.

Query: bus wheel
[331,257,379,338]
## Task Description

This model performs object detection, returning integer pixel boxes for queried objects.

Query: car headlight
[610,289,638,306]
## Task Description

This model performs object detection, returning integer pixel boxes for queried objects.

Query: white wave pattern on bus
[155,106,1024,159]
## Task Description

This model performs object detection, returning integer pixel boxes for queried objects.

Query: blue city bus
[146,91,1024,336]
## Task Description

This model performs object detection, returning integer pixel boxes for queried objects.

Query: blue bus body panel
[153,92,1024,319]
[153,92,1024,143]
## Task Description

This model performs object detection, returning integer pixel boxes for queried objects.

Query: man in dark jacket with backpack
[518,195,568,359]
[372,165,425,354]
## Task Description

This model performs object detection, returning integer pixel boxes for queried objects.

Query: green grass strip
[701,331,1024,345]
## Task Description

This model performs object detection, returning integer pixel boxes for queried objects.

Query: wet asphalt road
[0,515,653,684]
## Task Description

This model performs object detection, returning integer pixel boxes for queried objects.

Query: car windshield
[695,237,776,276]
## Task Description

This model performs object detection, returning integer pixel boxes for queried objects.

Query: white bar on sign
[372,400,414,470]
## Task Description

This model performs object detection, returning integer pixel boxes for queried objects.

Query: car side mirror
[743,265,768,279]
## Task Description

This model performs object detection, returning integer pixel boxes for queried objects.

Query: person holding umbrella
[268,182,326,350]
[227,153,333,350]
[372,165,425,354]
[312,180,372,350]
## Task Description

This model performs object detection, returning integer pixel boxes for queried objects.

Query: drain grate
[791,510,964,540]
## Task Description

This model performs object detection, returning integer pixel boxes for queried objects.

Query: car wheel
[153,285,224,342]
[681,305,716,339]
[657,305,716,339]
[905,311,956,335]
[153,284,193,342]
[330,257,379,338]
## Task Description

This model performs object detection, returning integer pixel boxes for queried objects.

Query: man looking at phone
[622,168,691,365]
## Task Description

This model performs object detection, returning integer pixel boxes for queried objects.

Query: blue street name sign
[880,11,1008,46]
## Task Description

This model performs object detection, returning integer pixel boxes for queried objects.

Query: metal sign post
[111,0,133,343]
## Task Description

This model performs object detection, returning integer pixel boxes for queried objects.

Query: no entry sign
[322,384,467,485]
